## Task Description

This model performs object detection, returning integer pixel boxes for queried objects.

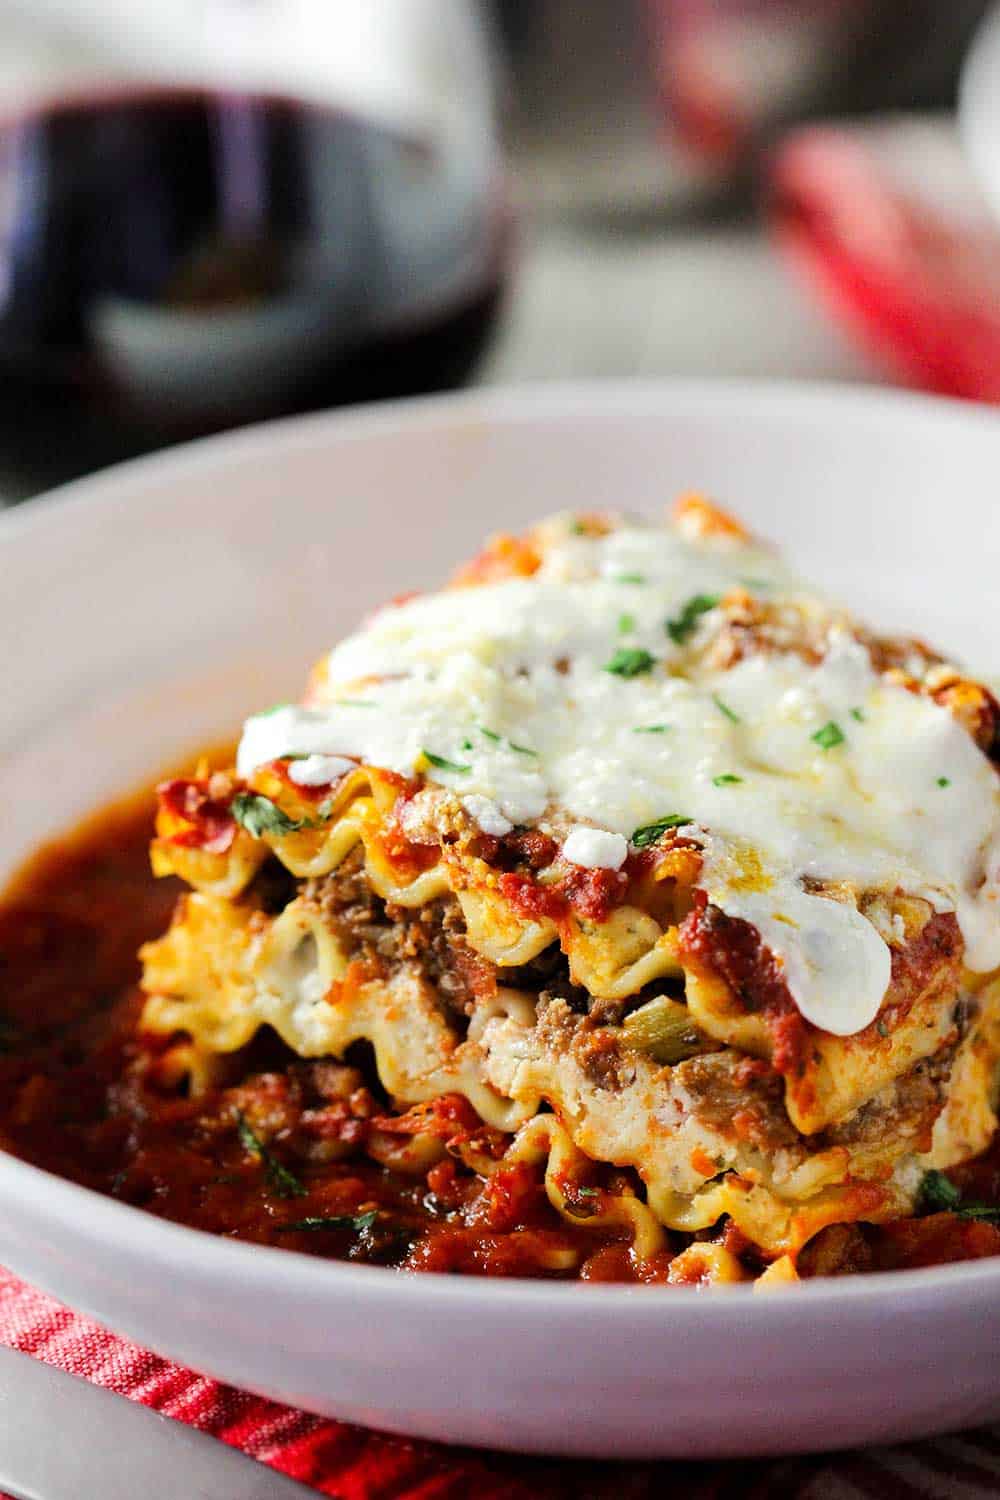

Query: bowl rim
[3,375,1000,1318]
[3,374,998,551]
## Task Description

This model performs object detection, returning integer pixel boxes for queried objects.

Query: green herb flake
[920,1170,962,1212]
[461,738,474,751]
[614,572,646,584]
[617,612,636,636]
[918,1170,1000,1223]
[812,720,845,751]
[570,519,586,535]
[712,774,743,787]
[666,593,720,646]
[631,814,692,848]
[236,1112,306,1199]
[849,707,866,723]
[422,750,472,775]
[633,724,670,734]
[336,699,377,709]
[259,702,292,718]
[937,776,951,788]
[954,1204,1000,1223]
[876,1019,889,1038]
[604,647,656,678]
[478,726,502,743]
[953,1200,1000,1224]
[576,1187,600,1198]
[231,792,316,839]
[713,695,741,724]
[509,741,539,758]
[277,1211,379,1235]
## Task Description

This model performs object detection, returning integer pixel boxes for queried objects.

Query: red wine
[0,88,510,489]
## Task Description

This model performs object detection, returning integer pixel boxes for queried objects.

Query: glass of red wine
[0,86,511,490]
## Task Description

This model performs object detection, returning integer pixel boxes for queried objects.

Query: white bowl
[3,382,1000,1459]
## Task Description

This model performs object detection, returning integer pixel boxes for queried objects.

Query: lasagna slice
[140,498,1000,1283]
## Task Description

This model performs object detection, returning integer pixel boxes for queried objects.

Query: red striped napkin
[770,119,1000,402]
[4,1265,1000,1499]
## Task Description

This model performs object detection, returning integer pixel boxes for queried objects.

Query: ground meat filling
[820,1045,955,1155]
[384,897,497,1017]
[299,849,499,1024]
[297,853,962,1173]
[300,847,594,1026]
[675,1051,800,1151]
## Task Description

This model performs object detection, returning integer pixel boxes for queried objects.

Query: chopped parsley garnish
[633,724,670,734]
[849,707,866,723]
[461,738,474,751]
[937,776,951,788]
[952,1203,1000,1223]
[919,1170,1000,1224]
[631,814,691,848]
[604,647,655,678]
[577,1186,600,1198]
[476,726,537,756]
[919,1171,961,1212]
[811,720,845,751]
[666,593,720,645]
[236,1113,306,1199]
[336,699,377,709]
[614,572,645,584]
[712,773,742,786]
[712,695,741,724]
[259,702,291,718]
[570,519,586,535]
[617,612,636,635]
[277,1211,379,1234]
[422,750,472,774]
[231,793,317,839]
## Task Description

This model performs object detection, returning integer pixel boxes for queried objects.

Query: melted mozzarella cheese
[562,828,628,871]
[462,794,513,837]
[287,754,355,786]
[237,521,1000,1036]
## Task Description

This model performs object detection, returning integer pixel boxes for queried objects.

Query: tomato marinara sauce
[2,778,999,1283]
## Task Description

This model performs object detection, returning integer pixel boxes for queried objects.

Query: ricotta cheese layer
[237,517,1000,1036]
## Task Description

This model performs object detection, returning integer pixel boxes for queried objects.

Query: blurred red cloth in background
[770,121,1000,402]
